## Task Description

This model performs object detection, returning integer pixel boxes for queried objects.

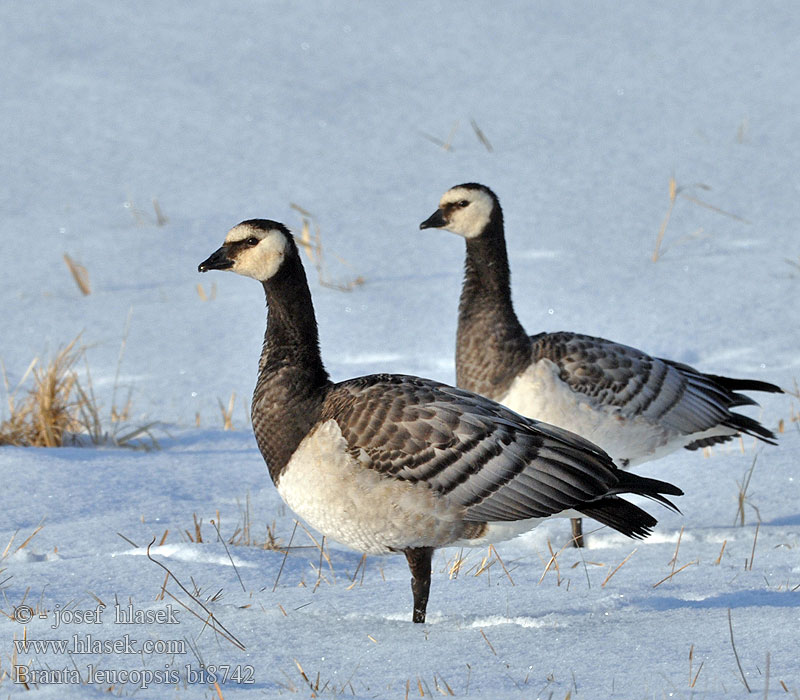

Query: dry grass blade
[211,519,246,593]
[218,391,236,430]
[116,532,139,549]
[747,523,760,571]
[196,282,217,301]
[652,176,677,262]
[488,545,515,586]
[538,538,570,585]
[63,253,91,295]
[652,560,698,588]
[348,553,367,588]
[479,628,497,655]
[290,203,364,292]
[124,197,149,225]
[446,548,468,579]
[735,453,759,526]
[470,118,493,152]
[296,521,336,586]
[152,197,169,226]
[443,121,459,150]
[1,520,45,566]
[145,537,245,651]
[669,526,685,573]
[736,117,749,144]
[727,608,751,693]
[689,643,705,689]
[419,121,459,151]
[715,539,727,565]
[680,193,750,223]
[601,548,637,588]
[13,518,46,556]
[273,522,298,592]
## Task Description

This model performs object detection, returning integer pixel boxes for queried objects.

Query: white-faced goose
[420,183,783,547]
[198,219,682,623]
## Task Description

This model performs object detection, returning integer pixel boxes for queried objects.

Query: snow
[2,1,799,697]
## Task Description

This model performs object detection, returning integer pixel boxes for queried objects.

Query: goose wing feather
[320,374,650,522]
[531,331,775,439]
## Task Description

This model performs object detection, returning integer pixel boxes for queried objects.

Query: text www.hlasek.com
[15,634,185,656]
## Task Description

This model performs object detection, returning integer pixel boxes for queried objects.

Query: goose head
[419,183,499,239]
[198,219,294,282]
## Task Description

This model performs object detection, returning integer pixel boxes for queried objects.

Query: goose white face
[223,223,288,281]
[437,187,494,239]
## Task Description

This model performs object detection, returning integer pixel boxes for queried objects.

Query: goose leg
[404,547,434,623]
[570,517,585,548]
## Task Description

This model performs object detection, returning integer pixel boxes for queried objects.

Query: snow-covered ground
[2,1,799,697]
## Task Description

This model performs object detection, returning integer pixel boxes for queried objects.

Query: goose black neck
[261,257,328,383]
[456,209,531,398]
[463,215,516,301]
[253,252,331,482]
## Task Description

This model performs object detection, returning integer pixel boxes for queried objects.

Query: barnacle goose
[420,183,783,547]
[198,219,682,623]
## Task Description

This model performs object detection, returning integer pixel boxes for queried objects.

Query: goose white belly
[498,359,716,466]
[276,419,570,554]
[276,419,470,554]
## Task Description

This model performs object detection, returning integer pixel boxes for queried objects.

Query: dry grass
[0,336,158,449]
[124,196,169,227]
[1,520,46,573]
[440,545,518,587]
[600,547,638,588]
[3,633,30,689]
[419,117,493,153]
[291,204,364,292]
[0,337,83,447]
[63,253,91,295]
[652,176,749,262]
[177,497,283,552]
[419,121,459,151]
[783,378,800,437]
[152,197,169,226]
[275,658,363,696]
[145,537,245,651]
[734,452,760,526]
[218,391,236,430]
[196,282,217,301]
[470,118,493,152]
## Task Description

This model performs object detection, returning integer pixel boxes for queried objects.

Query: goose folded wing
[320,374,625,522]
[532,332,753,435]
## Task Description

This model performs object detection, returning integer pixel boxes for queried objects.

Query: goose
[420,183,783,547]
[198,219,682,623]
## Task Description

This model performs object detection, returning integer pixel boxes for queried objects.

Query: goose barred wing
[321,374,673,522]
[531,332,780,442]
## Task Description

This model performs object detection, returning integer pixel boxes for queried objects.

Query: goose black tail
[578,498,658,539]
[703,374,784,398]
[578,471,683,540]
[723,413,778,445]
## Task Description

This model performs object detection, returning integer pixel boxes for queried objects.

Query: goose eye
[457,200,469,208]
[246,237,259,246]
